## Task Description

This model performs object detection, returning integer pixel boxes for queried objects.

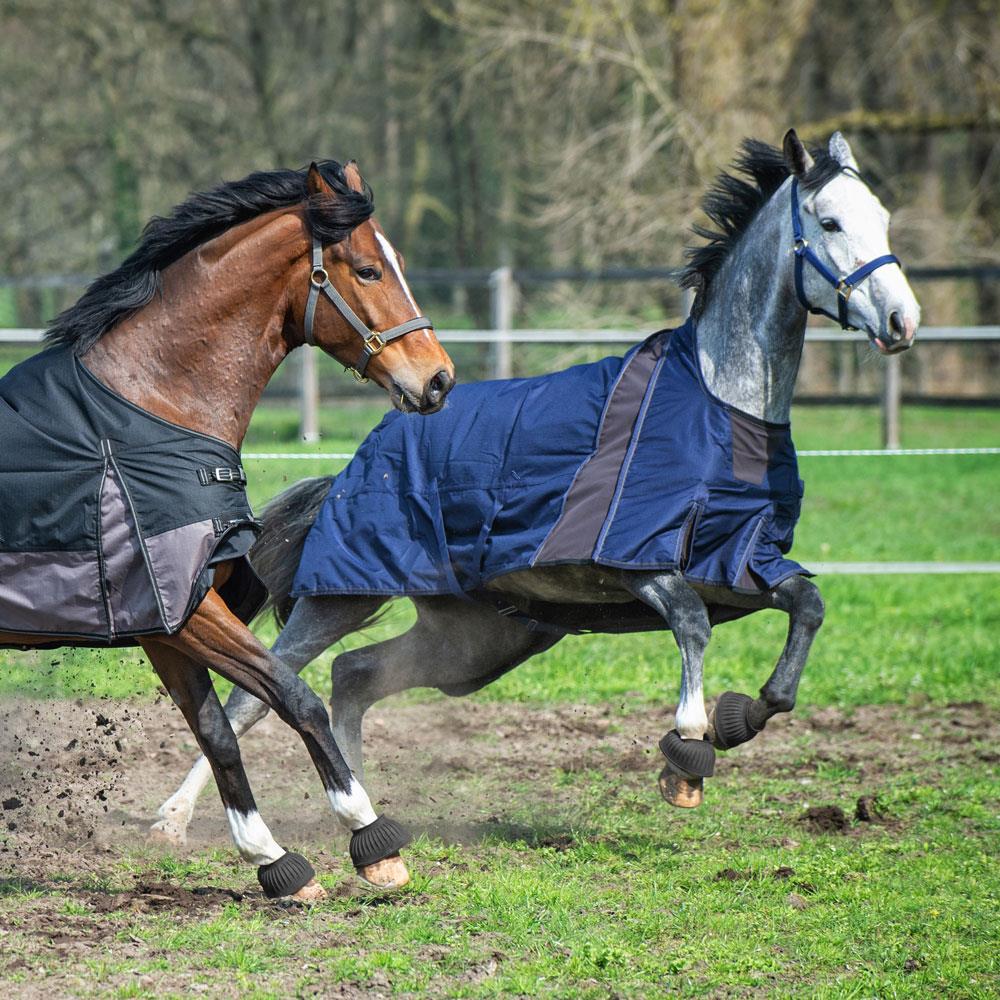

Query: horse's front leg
[154,589,411,890]
[620,570,716,808]
[150,595,374,848]
[710,575,825,750]
[141,643,326,901]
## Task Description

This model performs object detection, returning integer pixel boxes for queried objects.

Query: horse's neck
[83,211,304,449]
[695,187,806,423]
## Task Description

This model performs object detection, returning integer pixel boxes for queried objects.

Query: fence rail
[4,323,1000,449]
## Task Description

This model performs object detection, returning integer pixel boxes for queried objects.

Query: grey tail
[250,476,334,627]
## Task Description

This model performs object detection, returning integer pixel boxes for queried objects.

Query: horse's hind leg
[620,570,715,808]
[330,596,563,781]
[711,575,825,749]
[151,595,380,847]
[142,643,325,901]
[152,589,411,890]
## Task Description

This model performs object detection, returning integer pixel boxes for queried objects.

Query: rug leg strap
[257,852,315,898]
[659,729,716,778]
[712,691,762,750]
[349,815,411,870]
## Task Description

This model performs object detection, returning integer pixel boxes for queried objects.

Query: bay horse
[0,160,455,900]
[153,131,920,843]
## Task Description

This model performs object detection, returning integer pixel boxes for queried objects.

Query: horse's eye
[820,218,841,233]
[357,266,382,282]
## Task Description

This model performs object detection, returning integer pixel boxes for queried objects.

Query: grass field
[1,403,998,998]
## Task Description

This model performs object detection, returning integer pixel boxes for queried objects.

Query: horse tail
[250,476,333,628]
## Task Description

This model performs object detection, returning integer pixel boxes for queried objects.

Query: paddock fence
[2,262,998,450]
[3,321,998,450]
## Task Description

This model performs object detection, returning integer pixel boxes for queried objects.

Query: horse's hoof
[357,854,410,890]
[291,878,327,903]
[658,767,704,808]
[147,819,187,848]
[711,691,761,750]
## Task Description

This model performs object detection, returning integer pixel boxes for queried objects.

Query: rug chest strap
[198,466,246,486]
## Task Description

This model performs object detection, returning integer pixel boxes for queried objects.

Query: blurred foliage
[0,0,998,391]
[1,1,997,274]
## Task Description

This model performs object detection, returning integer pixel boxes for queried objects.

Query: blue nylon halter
[790,177,901,332]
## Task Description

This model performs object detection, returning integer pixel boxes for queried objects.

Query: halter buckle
[836,279,854,300]
[349,366,369,384]
[793,237,809,255]
[363,332,386,356]
[310,266,329,287]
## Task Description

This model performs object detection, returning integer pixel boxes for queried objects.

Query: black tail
[250,476,334,627]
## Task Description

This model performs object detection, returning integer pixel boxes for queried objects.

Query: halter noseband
[303,235,433,382]
[790,177,900,332]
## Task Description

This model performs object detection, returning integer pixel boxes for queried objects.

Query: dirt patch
[1,695,997,871]
[0,695,997,997]
[800,804,850,834]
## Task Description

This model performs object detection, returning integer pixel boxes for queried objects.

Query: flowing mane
[681,139,842,311]
[47,161,374,354]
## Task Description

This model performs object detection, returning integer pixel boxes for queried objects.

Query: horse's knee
[299,688,333,732]
[331,648,376,697]
[780,577,825,631]
[796,586,825,632]
[196,709,242,770]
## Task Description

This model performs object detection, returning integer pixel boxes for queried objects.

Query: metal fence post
[882,354,901,450]
[489,266,514,380]
[299,345,320,443]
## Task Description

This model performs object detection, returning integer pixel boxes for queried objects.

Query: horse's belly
[485,565,633,604]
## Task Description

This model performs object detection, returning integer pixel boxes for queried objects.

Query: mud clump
[714,867,749,881]
[800,804,850,834]
[854,795,886,823]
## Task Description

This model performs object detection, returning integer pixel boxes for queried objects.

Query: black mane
[681,139,843,310]
[47,161,374,354]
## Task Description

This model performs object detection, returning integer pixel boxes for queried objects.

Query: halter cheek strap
[790,178,901,332]
[303,236,433,382]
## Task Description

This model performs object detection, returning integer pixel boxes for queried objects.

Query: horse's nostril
[888,310,905,341]
[422,370,454,410]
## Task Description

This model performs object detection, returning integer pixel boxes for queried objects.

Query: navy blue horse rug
[0,346,265,646]
[293,318,810,629]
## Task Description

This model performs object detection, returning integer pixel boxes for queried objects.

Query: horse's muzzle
[419,370,455,413]
[874,310,917,355]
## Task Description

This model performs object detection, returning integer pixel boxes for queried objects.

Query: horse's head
[783,129,920,355]
[299,161,455,413]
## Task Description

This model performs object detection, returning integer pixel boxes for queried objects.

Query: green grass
[1,743,997,997]
[1,405,997,996]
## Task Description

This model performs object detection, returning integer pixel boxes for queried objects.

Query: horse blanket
[293,317,810,628]
[0,345,265,646]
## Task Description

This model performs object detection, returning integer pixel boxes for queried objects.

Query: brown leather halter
[303,234,433,382]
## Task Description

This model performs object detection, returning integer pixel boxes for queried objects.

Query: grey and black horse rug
[292,318,811,631]
[0,346,265,646]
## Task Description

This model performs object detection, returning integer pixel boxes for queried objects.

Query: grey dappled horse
[153,131,920,844]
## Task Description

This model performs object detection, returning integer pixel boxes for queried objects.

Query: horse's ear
[306,162,334,198]
[828,131,859,172]
[782,129,814,177]
[343,160,365,194]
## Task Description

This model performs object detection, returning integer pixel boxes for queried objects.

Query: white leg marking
[327,778,378,832]
[676,688,709,740]
[375,231,419,312]
[225,809,284,865]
